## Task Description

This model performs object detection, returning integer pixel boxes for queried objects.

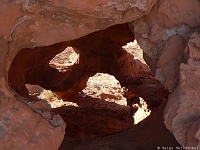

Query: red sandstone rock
[0,1,156,149]
[164,33,200,147]
[0,0,200,149]
[8,23,150,100]
[157,35,186,92]
[0,100,65,150]
[133,0,200,147]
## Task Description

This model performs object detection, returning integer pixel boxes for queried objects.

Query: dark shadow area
[124,84,170,110]
[53,95,136,143]
[58,100,181,150]
[52,82,175,150]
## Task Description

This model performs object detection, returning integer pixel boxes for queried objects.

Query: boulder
[133,0,200,147]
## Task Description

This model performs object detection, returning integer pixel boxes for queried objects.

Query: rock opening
[49,46,80,72]
[7,23,180,149]
[1,0,199,149]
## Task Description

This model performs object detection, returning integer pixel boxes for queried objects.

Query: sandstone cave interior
[8,23,181,149]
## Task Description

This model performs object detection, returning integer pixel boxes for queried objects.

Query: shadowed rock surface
[0,0,199,149]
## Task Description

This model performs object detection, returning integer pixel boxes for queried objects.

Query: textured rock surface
[8,23,151,101]
[164,33,200,147]
[1,0,156,67]
[0,98,65,150]
[133,0,200,147]
[133,0,200,92]
[1,0,200,149]
[0,1,156,149]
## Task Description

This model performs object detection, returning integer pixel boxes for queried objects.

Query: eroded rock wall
[0,98,65,150]
[0,0,157,149]
[164,33,200,147]
[9,23,150,101]
[133,0,200,147]
[1,0,200,149]
[2,0,156,66]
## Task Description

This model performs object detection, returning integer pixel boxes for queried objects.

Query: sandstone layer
[133,0,200,147]
[164,33,200,147]
[0,0,157,149]
[0,0,200,149]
